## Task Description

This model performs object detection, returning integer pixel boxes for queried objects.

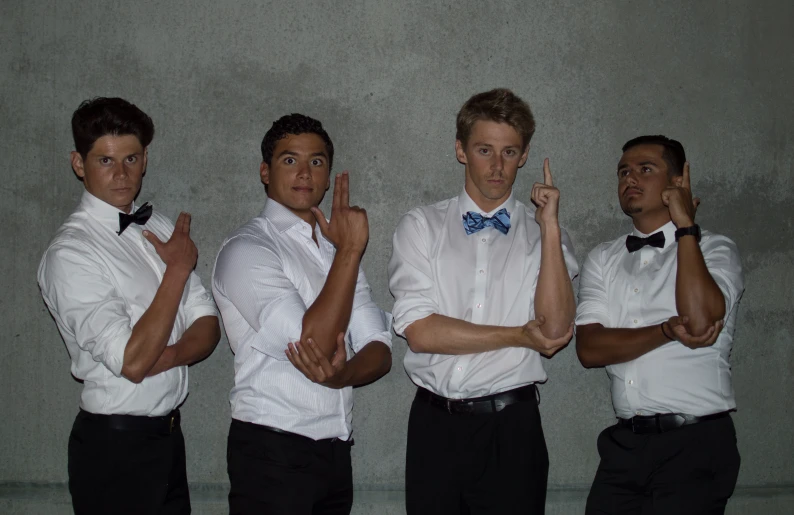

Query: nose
[491,154,504,172]
[113,163,128,180]
[296,162,310,179]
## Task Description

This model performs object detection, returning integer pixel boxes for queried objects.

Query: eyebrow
[276,150,328,159]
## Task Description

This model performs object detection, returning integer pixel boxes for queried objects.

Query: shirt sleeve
[38,243,131,377]
[388,211,439,337]
[213,236,306,359]
[575,244,611,327]
[701,234,744,319]
[347,266,393,353]
[183,270,219,329]
[560,227,580,282]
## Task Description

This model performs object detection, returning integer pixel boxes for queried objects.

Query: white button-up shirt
[388,189,579,399]
[37,191,218,417]
[212,199,392,441]
[575,221,744,418]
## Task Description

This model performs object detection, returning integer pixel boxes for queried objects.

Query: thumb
[310,207,330,234]
[331,332,347,366]
[142,230,164,250]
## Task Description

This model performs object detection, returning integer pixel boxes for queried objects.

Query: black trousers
[68,409,190,515]
[586,415,740,515]
[227,419,354,515]
[406,388,549,515]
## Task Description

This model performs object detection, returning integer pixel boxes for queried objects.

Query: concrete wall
[2,0,792,512]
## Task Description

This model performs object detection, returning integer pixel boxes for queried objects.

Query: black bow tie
[117,202,153,235]
[626,231,665,253]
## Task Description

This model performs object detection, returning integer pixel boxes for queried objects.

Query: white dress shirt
[212,199,392,441]
[388,189,579,399]
[38,191,218,417]
[575,221,744,418]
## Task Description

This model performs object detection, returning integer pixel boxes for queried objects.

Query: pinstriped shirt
[212,199,392,440]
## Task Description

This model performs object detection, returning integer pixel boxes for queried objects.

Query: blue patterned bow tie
[462,208,511,235]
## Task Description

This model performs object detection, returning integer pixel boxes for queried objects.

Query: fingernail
[143,231,148,235]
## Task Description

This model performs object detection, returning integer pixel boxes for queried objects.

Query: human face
[455,120,528,212]
[71,134,147,213]
[260,133,331,224]
[617,144,680,222]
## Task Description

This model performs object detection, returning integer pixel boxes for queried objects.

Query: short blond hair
[455,88,535,150]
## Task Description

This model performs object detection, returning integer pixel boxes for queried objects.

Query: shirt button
[481,238,486,243]
[628,379,634,385]
[643,260,648,265]
[476,303,482,308]
[456,366,462,372]
[634,288,639,293]
[636,411,642,416]
[479,269,485,275]
[633,319,638,324]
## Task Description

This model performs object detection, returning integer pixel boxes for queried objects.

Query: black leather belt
[416,384,537,415]
[618,411,731,434]
[232,419,352,444]
[78,408,180,434]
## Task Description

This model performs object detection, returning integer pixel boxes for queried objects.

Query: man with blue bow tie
[388,88,579,514]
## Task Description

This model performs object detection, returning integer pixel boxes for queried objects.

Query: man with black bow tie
[37,97,220,515]
[388,88,578,514]
[576,135,744,514]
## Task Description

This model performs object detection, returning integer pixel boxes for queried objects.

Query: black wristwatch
[674,224,701,242]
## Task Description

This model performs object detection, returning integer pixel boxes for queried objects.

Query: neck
[464,184,510,213]
[631,211,671,235]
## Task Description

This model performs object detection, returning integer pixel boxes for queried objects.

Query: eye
[504,149,516,157]
[478,148,490,156]
[100,157,111,165]
[125,156,137,164]
[618,169,628,177]
[284,157,295,165]
[642,166,652,173]
[311,158,324,166]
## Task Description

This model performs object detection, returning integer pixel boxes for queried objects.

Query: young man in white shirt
[212,113,392,515]
[38,97,221,515]
[576,135,744,514]
[388,88,579,514]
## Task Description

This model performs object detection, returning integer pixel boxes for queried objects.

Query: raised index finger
[332,173,342,210]
[180,212,192,234]
[543,158,553,187]
[682,162,691,190]
[340,171,350,208]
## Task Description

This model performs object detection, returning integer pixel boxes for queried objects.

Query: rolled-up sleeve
[701,234,744,318]
[213,236,306,359]
[388,212,439,336]
[38,243,130,377]
[184,271,219,328]
[348,267,392,353]
[575,245,611,327]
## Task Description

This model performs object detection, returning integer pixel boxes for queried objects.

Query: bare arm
[146,316,221,377]
[576,323,670,368]
[121,213,197,383]
[664,163,725,337]
[404,313,572,357]
[532,159,576,339]
[287,334,391,388]
[299,173,368,359]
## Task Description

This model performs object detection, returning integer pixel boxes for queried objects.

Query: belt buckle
[446,399,453,414]
[169,415,175,433]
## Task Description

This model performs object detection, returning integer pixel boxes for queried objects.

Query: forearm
[146,316,221,377]
[534,224,576,338]
[576,323,670,368]
[122,267,190,383]
[404,313,522,355]
[301,249,361,358]
[675,237,726,335]
[339,341,392,387]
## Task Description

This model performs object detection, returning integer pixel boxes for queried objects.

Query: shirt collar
[261,198,314,235]
[79,190,138,232]
[458,188,516,218]
[631,220,677,249]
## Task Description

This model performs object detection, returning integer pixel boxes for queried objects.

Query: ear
[142,148,148,176]
[325,173,331,191]
[71,151,85,179]
[455,140,467,165]
[259,161,270,186]
[672,174,683,187]
[518,144,530,168]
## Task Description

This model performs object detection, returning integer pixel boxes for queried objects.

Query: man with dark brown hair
[388,88,579,514]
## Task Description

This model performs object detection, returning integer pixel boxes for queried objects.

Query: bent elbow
[575,343,601,369]
[121,365,146,384]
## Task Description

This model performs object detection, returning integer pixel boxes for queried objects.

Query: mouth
[623,187,642,198]
[292,186,314,193]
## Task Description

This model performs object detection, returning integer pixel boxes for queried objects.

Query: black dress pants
[227,419,354,515]
[585,415,740,515]
[68,409,190,515]
[405,388,549,515]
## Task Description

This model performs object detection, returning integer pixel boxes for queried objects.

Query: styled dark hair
[260,113,334,170]
[71,97,154,158]
[622,135,686,176]
[455,88,535,150]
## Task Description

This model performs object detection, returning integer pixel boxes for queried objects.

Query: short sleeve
[347,266,393,353]
[575,244,611,327]
[700,234,744,319]
[38,243,131,377]
[388,212,439,336]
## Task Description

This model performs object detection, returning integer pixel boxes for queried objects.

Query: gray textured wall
[2,0,793,512]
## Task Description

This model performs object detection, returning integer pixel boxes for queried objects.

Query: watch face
[676,225,701,242]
